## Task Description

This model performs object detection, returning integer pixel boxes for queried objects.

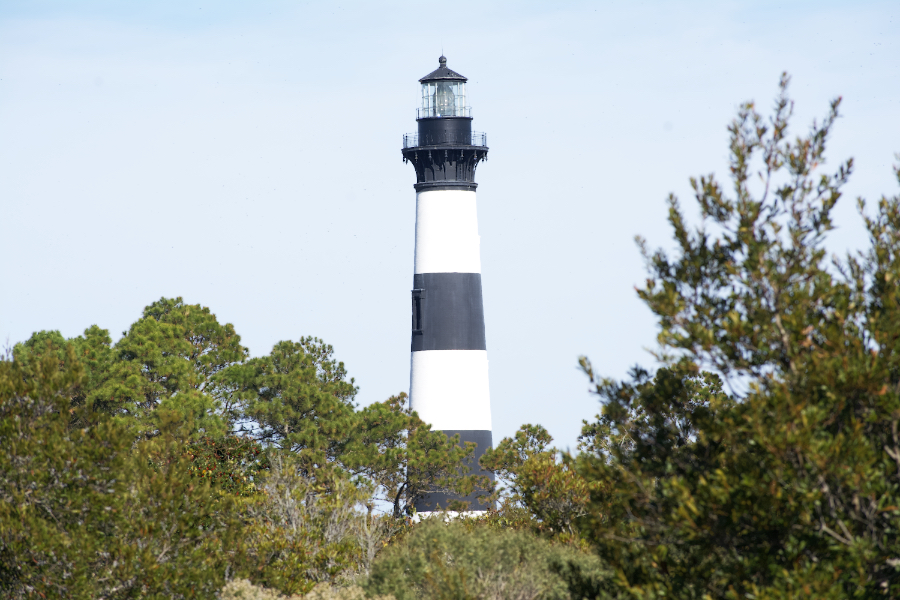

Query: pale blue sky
[1,0,897,451]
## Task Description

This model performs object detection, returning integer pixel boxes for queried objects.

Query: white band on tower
[409,349,492,431]
[414,189,482,275]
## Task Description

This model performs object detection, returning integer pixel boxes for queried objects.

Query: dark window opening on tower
[411,289,425,333]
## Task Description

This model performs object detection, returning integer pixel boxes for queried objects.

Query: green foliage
[0,339,387,599]
[482,424,595,539]
[3,297,481,596]
[105,296,247,437]
[0,349,244,599]
[237,457,380,595]
[350,393,483,518]
[366,519,616,600]
[13,325,117,426]
[572,75,900,597]
[221,578,302,600]
[225,338,358,479]
[185,435,270,497]
[219,580,395,600]
[13,297,247,439]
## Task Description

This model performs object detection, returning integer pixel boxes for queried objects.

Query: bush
[220,579,395,600]
[366,519,616,600]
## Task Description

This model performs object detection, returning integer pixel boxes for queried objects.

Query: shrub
[366,519,616,600]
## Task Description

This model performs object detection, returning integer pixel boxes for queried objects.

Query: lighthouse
[402,56,493,512]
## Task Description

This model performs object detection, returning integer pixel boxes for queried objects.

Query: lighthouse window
[421,81,466,118]
[411,289,425,332]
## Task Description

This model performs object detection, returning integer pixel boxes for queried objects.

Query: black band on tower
[401,117,488,189]
[411,273,486,352]
[414,181,478,192]
[414,429,495,513]
[418,116,472,145]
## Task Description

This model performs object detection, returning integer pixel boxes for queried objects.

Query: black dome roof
[419,56,467,83]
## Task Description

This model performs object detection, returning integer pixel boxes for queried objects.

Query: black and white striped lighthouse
[402,56,493,512]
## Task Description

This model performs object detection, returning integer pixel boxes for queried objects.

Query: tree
[223,337,358,481]
[0,348,246,599]
[574,74,900,597]
[349,393,483,518]
[481,424,595,539]
[238,457,368,595]
[13,297,248,439]
[3,301,486,595]
[104,296,248,437]
[13,325,117,427]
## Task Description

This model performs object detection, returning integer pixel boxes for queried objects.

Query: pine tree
[574,75,900,598]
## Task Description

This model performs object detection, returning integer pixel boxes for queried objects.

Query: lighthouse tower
[402,56,493,512]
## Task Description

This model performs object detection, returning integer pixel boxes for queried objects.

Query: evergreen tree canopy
[350,393,482,518]
[2,298,482,597]
[567,75,900,598]
[0,347,244,598]
[223,337,358,479]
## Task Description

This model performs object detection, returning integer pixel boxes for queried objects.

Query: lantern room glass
[421,81,467,117]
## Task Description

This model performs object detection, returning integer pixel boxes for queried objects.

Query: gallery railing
[402,131,487,149]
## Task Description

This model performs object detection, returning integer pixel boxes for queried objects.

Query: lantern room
[418,56,470,119]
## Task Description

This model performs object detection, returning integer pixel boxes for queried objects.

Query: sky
[1,0,898,452]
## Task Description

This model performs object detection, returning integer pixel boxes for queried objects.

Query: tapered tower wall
[402,57,494,513]
[409,188,493,511]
